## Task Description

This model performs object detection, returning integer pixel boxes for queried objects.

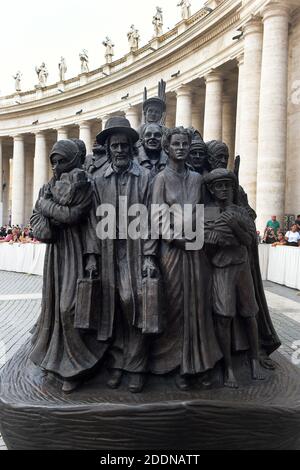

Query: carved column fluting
[256,2,290,231]
[56,127,68,141]
[203,72,223,141]
[239,18,263,209]
[11,135,25,225]
[234,55,244,156]
[79,121,93,154]
[222,95,236,169]
[175,85,193,128]
[125,106,140,130]
[33,131,48,204]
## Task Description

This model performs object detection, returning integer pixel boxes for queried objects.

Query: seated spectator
[19,230,31,243]
[263,227,277,245]
[256,231,262,244]
[0,226,7,238]
[11,228,20,243]
[0,229,13,243]
[295,215,300,231]
[285,225,300,246]
[264,215,280,237]
[272,232,287,247]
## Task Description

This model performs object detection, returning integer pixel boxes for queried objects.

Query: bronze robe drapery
[30,177,109,379]
[84,162,156,373]
[149,166,222,375]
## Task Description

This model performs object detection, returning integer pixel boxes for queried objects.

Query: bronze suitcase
[74,277,101,331]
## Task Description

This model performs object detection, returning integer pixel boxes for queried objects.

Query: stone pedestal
[79,73,88,86]
[0,343,299,450]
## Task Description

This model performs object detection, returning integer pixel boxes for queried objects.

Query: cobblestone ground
[0,272,299,450]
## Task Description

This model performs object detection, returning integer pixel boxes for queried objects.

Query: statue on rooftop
[127,25,140,52]
[102,37,115,64]
[13,71,22,92]
[152,6,163,36]
[58,57,67,82]
[35,62,48,87]
[177,0,192,20]
[79,49,89,74]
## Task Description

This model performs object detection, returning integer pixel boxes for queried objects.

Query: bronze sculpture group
[30,82,280,396]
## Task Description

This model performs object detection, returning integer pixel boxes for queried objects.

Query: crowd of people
[0,225,39,244]
[260,215,300,247]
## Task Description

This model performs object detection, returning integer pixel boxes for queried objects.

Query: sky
[0,0,205,95]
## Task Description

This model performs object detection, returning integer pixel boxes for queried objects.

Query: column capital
[100,115,110,127]
[242,15,263,36]
[78,120,92,129]
[175,84,193,97]
[261,1,291,22]
[236,53,244,68]
[32,130,46,137]
[204,71,223,84]
[11,134,25,142]
[54,125,68,132]
[125,105,138,115]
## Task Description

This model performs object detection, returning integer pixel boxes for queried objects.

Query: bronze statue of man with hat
[84,116,158,393]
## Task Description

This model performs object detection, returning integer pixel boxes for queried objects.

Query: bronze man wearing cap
[204,168,265,389]
[84,116,158,393]
[138,96,167,138]
[136,123,168,179]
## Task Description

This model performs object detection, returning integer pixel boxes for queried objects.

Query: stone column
[25,148,34,222]
[79,121,92,154]
[286,10,300,216]
[56,127,68,141]
[239,17,263,209]
[175,85,193,127]
[191,93,205,136]
[33,131,48,204]
[101,115,110,131]
[2,156,10,225]
[234,55,244,156]
[125,106,140,130]
[165,102,176,128]
[256,2,290,231]
[0,139,3,226]
[11,135,25,226]
[222,95,236,168]
[203,72,223,141]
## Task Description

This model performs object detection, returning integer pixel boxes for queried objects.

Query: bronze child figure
[204,169,265,388]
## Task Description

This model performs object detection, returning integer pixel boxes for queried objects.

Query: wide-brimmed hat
[204,168,237,186]
[96,116,139,145]
[143,97,166,113]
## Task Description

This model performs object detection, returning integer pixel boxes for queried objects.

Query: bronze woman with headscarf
[30,140,108,393]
